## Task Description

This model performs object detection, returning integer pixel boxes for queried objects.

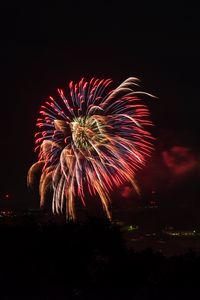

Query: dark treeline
[0,219,200,299]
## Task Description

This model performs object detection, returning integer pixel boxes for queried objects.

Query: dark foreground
[0,212,200,299]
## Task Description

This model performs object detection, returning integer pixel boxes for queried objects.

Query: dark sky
[1,2,200,208]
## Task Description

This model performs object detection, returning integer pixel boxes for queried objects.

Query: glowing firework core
[28,77,154,220]
[70,117,105,149]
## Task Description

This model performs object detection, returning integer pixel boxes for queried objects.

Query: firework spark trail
[28,77,154,220]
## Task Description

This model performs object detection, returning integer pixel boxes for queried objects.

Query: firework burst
[28,77,154,220]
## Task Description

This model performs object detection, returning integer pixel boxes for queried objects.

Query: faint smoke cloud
[120,185,133,198]
[162,146,199,176]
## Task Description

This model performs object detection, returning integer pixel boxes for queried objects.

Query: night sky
[1,2,200,209]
